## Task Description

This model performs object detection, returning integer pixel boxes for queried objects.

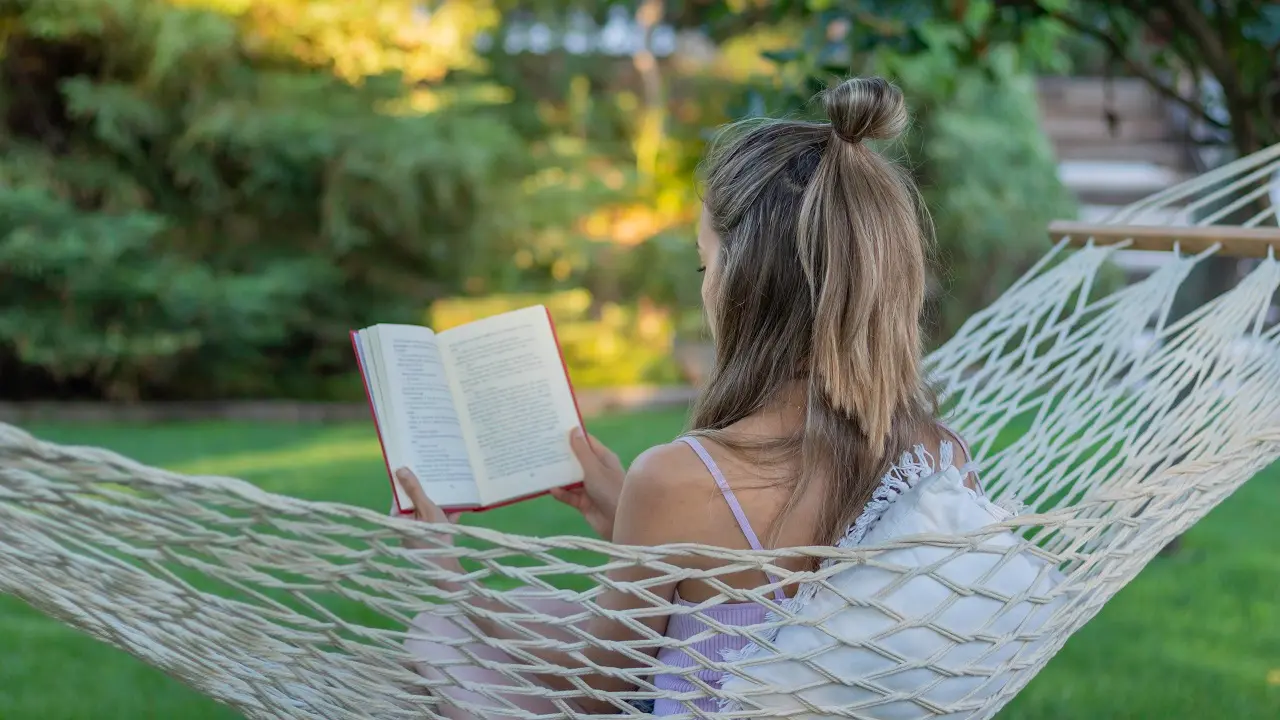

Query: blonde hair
[691,76,938,546]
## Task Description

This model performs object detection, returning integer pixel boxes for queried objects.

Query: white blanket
[718,447,1068,719]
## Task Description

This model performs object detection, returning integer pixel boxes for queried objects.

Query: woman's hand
[550,429,625,541]
[391,468,462,551]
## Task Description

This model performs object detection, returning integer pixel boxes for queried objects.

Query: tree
[996,1,1280,555]
[999,0,1279,156]
[685,0,1278,158]
[0,0,536,400]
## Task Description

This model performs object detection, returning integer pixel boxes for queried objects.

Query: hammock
[3,144,1280,720]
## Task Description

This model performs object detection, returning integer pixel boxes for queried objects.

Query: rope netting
[1,146,1279,720]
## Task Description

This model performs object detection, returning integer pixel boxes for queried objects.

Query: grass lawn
[2,407,1277,719]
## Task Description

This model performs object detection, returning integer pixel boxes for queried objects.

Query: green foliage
[472,20,740,304]
[17,0,1250,399]
[431,290,685,388]
[885,47,1077,332]
[0,0,534,400]
[898,0,1280,154]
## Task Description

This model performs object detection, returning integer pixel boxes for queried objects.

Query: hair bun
[822,77,908,145]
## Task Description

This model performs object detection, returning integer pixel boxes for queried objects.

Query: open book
[351,305,585,513]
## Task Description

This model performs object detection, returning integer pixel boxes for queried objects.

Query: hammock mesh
[3,145,1280,720]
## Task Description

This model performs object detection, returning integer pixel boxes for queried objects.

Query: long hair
[690,76,938,546]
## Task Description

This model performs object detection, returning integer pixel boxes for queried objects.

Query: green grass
[2,408,1277,718]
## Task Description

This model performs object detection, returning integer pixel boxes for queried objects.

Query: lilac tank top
[651,436,787,716]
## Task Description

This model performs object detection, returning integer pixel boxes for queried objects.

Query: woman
[396,76,978,717]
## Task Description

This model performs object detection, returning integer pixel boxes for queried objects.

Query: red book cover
[351,308,586,515]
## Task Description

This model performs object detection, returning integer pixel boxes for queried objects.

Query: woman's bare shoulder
[611,440,732,548]
[622,440,716,502]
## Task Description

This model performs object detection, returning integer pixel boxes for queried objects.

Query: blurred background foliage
[0,0,1272,400]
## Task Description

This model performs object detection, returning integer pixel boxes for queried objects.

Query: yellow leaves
[432,291,681,388]
[430,290,594,331]
[377,84,511,117]
[601,168,626,191]
[1267,668,1280,686]
[635,301,668,342]
[239,0,498,85]
[579,202,696,247]
[379,87,443,115]
[549,258,572,281]
[614,91,640,114]
[168,0,253,14]
[713,25,802,82]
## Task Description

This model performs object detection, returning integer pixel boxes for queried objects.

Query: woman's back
[641,409,973,715]
[647,429,792,715]
[642,407,972,603]
[635,403,819,603]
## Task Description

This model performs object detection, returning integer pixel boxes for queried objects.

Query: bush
[886,47,1078,336]
[0,0,532,401]
[431,291,685,389]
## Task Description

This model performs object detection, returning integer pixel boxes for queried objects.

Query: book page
[368,325,479,509]
[438,306,583,505]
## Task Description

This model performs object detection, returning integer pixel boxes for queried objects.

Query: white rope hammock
[3,145,1280,720]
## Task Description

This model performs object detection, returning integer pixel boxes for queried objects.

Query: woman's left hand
[392,468,462,551]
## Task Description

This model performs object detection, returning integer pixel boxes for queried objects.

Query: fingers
[550,485,588,512]
[569,428,619,467]
[394,468,453,524]
[395,468,431,510]
[569,428,599,468]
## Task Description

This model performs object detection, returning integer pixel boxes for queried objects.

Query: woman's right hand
[551,429,625,541]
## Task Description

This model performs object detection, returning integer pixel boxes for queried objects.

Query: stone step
[1077,204,1189,225]
[1037,77,1166,117]
[1041,115,1176,144]
[1051,140,1189,167]
[1058,160,1189,206]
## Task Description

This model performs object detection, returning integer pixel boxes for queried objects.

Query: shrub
[431,291,685,389]
[0,0,530,400]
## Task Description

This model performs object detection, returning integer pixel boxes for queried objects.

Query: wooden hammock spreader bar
[1049,220,1280,258]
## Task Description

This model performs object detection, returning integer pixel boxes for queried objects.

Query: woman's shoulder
[611,438,742,548]
[624,438,717,500]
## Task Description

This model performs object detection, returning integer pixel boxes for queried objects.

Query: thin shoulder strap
[677,436,787,602]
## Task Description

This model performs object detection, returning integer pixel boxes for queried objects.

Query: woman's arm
[396,443,710,713]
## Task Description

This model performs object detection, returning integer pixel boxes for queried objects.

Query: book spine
[351,330,414,515]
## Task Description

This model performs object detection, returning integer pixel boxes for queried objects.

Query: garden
[2,1,1278,718]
